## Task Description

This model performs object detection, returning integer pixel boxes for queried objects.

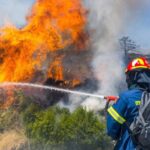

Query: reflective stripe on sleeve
[107,106,126,124]
[135,101,141,106]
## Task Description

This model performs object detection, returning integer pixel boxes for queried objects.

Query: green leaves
[22,106,113,150]
[0,91,113,150]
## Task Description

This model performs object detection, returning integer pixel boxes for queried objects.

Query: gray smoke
[82,0,150,111]
[67,0,127,111]
[86,0,126,96]
[63,0,149,111]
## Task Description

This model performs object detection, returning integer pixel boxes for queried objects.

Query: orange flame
[48,55,64,81]
[0,0,87,83]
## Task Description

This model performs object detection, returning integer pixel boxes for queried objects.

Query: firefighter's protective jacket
[107,88,142,150]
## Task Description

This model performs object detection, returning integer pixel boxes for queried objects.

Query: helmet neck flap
[126,69,150,92]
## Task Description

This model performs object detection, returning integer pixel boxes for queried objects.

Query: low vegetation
[0,91,113,150]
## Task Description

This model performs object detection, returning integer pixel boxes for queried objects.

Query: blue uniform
[107,89,143,150]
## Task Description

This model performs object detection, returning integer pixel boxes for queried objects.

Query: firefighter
[107,57,150,150]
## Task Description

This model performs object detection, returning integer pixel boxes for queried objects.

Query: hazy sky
[124,1,150,49]
[0,0,34,27]
[0,0,150,48]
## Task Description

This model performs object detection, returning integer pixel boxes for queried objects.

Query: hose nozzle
[104,96,119,101]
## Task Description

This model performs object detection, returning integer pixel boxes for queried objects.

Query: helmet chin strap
[133,72,138,81]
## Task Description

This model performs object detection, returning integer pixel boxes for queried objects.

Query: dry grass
[0,130,28,150]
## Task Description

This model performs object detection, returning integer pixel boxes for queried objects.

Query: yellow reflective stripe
[107,106,126,124]
[135,101,141,106]
[132,66,148,69]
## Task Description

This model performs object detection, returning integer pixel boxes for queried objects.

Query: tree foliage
[22,105,113,150]
[0,91,113,150]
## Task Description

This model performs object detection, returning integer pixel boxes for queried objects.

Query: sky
[0,0,34,27]
[124,1,150,49]
[0,0,150,49]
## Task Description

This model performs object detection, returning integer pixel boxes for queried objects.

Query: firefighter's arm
[106,93,127,140]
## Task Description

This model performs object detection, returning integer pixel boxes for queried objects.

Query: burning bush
[0,0,89,84]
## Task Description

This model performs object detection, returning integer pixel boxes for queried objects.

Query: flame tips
[0,0,87,87]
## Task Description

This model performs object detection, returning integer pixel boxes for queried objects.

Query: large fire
[0,0,87,85]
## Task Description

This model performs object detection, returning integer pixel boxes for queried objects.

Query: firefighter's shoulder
[119,89,142,103]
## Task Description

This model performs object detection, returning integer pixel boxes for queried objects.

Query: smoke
[86,0,129,95]
[82,0,150,111]
[62,0,127,111]
[65,0,150,111]
[91,0,149,84]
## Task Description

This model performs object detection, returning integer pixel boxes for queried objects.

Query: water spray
[0,82,118,101]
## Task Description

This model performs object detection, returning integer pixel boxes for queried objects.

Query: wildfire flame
[0,0,87,84]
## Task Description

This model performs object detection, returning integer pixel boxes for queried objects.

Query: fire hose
[0,82,119,101]
[0,82,119,113]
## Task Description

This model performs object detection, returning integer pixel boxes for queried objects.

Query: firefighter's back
[107,88,142,150]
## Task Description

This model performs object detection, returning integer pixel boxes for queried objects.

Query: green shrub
[22,106,113,150]
[0,91,113,150]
